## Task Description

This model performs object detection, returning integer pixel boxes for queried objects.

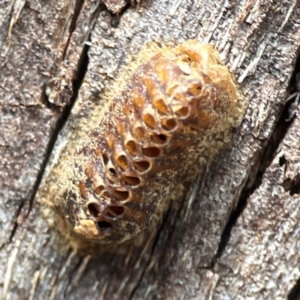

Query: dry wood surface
[1,0,300,299]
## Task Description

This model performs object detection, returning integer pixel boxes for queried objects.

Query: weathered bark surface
[1,0,300,299]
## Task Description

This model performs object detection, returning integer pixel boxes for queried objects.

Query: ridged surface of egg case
[49,40,243,247]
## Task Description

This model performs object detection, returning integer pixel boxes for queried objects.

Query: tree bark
[1,0,300,299]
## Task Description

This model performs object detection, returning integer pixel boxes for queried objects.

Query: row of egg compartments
[86,100,193,232]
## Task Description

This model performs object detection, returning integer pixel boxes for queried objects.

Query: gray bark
[1,0,300,299]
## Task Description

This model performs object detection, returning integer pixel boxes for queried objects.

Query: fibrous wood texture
[0,0,300,299]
